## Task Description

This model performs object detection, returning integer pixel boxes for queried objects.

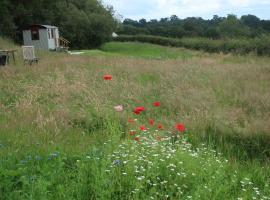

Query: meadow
[0,39,270,199]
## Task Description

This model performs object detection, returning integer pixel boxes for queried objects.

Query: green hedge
[114,35,270,56]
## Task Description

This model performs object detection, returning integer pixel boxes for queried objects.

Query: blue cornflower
[113,159,122,166]
[35,155,42,161]
[48,152,60,160]
[20,160,28,164]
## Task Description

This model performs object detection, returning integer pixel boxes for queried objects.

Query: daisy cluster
[103,135,269,199]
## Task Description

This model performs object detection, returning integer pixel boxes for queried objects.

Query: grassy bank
[1,39,270,199]
[114,35,270,56]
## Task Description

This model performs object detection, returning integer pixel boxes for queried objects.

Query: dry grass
[1,43,270,158]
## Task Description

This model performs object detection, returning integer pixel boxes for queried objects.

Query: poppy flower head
[157,123,163,130]
[133,106,145,115]
[140,126,146,131]
[175,123,186,132]
[103,74,112,80]
[149,119,155,126]
[134,137,139,142]
[153,101,161,107]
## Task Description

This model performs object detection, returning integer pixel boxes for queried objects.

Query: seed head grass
[0,39,270,199]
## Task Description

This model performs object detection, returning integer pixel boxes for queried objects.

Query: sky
[102,0,270,20]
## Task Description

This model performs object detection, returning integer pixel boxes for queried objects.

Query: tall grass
[0,37,18,49]
[1,38,270,199]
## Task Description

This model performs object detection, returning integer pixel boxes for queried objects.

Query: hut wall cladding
[23,29,49,50]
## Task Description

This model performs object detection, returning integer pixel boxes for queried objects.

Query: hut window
[31,29,39,40]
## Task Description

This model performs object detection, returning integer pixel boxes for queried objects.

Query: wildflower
[129,131,136,135]
[175,123,186,132]
[149,119,155,126]
[134,137,140,142]
[113,159,122,166]
[140,126,146,131]
[128,118,135,123]
[157,123,163,130]
[20,160,27,164]
[133,106,145,114]
[153,101,161,107]
[137,176,145,181]
[35,155,42,161]
[114,105,123,112]
[49,152,60,160]
[103,74,112,80]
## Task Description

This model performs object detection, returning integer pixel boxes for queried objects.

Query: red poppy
[153,101,161,107]
[103,74,112,80]
[133,109,140,114]
[133,106,145,115]
[140,126,146,131]
[134,137,139,142]
[175,123,186,132]
[157,123,163,130]
[129,131,136,135]
[149,119,155,126]
[128,118,135,123]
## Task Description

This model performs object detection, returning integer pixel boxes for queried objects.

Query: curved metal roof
[23,24,58,30]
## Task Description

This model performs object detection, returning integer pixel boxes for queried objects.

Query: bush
[114,35,270,56]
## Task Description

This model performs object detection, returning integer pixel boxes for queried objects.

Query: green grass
[1,38,270,199]
[98,42,198,59]
[0,37,17,49]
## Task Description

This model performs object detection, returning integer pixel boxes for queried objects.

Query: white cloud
[227,0,251,7]
[102,0,270,20]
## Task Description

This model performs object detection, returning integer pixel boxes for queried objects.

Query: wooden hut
[23,25,69,51]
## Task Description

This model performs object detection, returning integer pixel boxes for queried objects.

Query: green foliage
[119,14,270,40]
[0,137,270,199]
[0,0,116,48]
[218,14,251,38]
[114,34,270,56]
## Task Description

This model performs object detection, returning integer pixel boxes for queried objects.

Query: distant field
[82,42,200,60]
[1,40,270,199]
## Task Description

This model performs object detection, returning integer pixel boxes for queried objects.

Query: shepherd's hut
[23,25,69,51]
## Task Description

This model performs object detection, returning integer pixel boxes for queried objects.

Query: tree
[218,14,250,38]
[139,19,147,27]
[0,0,116,48]
[241,15,260,28]
[183,17,205,37]
[119,14,270,39]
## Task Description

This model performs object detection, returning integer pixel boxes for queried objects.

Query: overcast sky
[102,0,270,20]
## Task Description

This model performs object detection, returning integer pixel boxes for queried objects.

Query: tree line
[0,0,116,48]
[118,14,270,39]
